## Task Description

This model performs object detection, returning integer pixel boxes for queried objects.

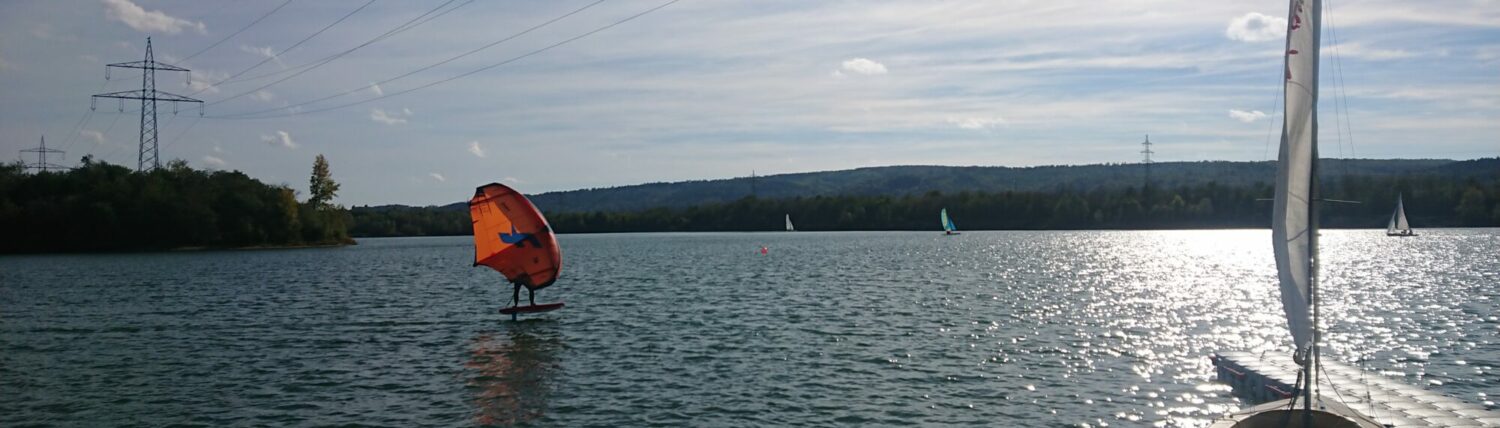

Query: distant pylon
[92,37,203,172]
[750,170,758,197]
[1140,134,1155,190]
[20,136,67,172]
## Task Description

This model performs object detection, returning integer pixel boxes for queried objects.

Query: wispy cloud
[832,58,887,78]
[1228,109,1267,123]
[239,45,285,68]
[186,69,229,95]
[101,0,205,35]
[429,172,446,182]
[261,131,297,149]
[80,130,105,144]
[947,117,1007,130]
[503,176,524,184]
[250,90,275,102]
[467,141,485,158]
[1226,12,1285,42]
[369,82,384,96]
[202,155,226,167]
[370,108,408,125]
[1330,42,1416,60]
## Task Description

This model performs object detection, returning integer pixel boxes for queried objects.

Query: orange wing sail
[470,183,562,290]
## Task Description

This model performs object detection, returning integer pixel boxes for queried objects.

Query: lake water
[3,230,1498,427]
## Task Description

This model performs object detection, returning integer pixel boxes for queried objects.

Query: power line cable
[207,0,470,106]
[219,0,474,85]
[182,0,295,62]
[211,0,610,118]
[215,0,677,120]
[191,0,377,97]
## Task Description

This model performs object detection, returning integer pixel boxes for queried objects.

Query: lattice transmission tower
[20,136,67,172]
[92,37,203,172]
[1140,134,1155,191]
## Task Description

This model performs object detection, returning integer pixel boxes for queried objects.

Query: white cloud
[503,176,524,184]
[369,83,384,96]
[101,0,205,35]
[467,141,486,158]
[80,130,106,144]
[1228,109,1268,123]
[262,131,297,149]
[186,69,228,94]
[947,117,1007,130]
[250,90,275,102]
[429,173,446,182]
[202,155,226,167]
[839,58,888,76]
[239,45,285,68]
[370,108,408,125]
[1225,12,1285,42]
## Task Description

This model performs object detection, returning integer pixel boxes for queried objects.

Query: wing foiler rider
[511,273,537,308]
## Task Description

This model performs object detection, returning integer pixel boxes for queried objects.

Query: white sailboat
[1212,0,1381,426]
[785,214,795,232]
[1385,194,1415,236]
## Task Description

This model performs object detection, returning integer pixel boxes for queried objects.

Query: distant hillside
[348,158,1500,237]
[527,159,1492,213]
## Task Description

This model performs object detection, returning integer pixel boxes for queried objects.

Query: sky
[1,0,1497,206]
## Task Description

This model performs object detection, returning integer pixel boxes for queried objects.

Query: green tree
[308,154,341,209]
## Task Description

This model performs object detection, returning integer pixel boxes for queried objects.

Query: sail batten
[1271,0,1320,357]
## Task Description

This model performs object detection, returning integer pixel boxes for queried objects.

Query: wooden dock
[1212,351,1500,427]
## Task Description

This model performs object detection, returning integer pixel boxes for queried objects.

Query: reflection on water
[466,323,563,426]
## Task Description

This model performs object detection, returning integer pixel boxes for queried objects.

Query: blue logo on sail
[499,226,542,248]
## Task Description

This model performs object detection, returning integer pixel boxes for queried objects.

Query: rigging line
[207,0,469,107]
[209,0,614,119]
[1324,1,1348,167]
[1325,0,1359,174]
[214,0,678,120]
[182,0,295,62]
[191,0,377,97]
[220,0,475,85]
[1262,58,1284,162]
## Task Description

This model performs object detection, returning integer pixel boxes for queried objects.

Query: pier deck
[1212,351,1500,427]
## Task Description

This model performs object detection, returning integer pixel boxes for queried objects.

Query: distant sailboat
[785,214,795,232]
[940,208,960,235]
[1385,194,1415,236]
[1211,0,1380,426]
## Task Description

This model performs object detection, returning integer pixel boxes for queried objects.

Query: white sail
[1271,0,1320,357]
[1394,194,1410,232]
[785,214,794,232]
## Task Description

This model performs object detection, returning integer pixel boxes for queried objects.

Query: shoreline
[1,241,356,256]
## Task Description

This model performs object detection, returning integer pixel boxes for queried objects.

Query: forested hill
[348,158,1500,236]
[526,159,1492,213]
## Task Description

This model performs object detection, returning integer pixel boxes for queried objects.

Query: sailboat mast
[1310,0,1324,405]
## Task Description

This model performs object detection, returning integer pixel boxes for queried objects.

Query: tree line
[0,155,352,253]
[350,174,1500,236]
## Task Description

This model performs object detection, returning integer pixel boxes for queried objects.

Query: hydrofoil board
[499,302,565,315]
